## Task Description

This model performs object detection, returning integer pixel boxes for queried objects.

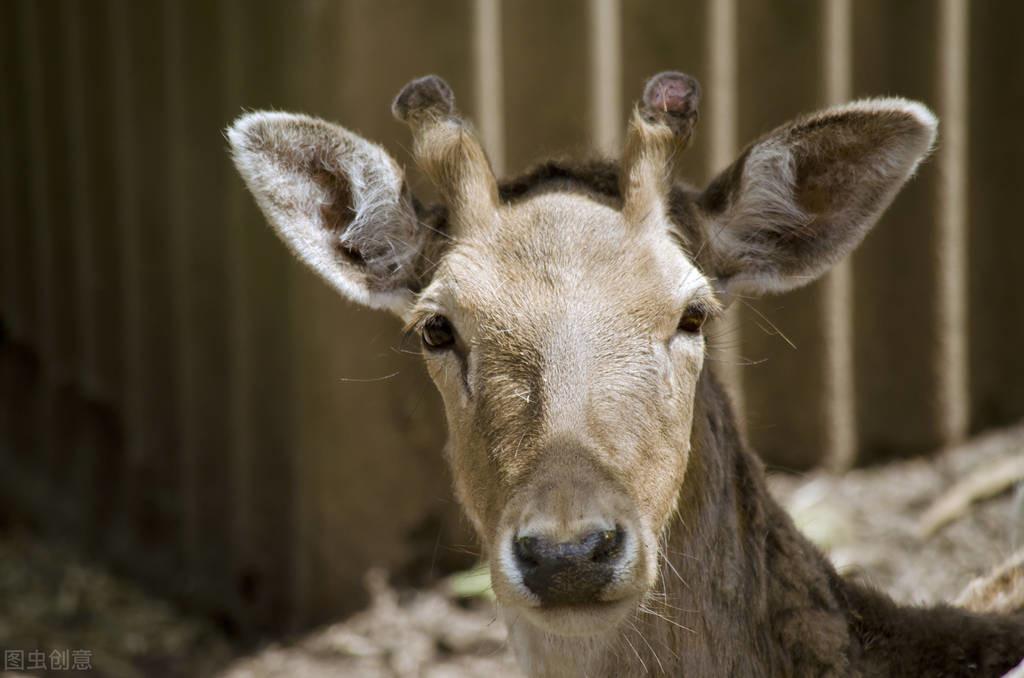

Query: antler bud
[392,74,456,122]
[393,75,498,234]
[621,71,701,226]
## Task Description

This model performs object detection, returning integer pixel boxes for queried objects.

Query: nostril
[513,535,541,568]
[512,527,625,569]
[586,527,625,563]
[590,528,621,562]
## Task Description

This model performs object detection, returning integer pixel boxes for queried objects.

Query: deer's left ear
[698,99,937,297]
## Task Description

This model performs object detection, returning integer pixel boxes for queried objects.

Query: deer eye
[677,305,708,334]
[421,314,456,350]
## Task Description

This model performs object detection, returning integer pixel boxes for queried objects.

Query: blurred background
[1,0,1022,675]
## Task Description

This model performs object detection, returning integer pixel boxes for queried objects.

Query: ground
[1,424,1021,677]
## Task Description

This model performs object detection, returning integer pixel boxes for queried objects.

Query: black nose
[513,527,625,605]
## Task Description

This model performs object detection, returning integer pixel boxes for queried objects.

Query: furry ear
[228,111,427,315]
[699,98,938,297]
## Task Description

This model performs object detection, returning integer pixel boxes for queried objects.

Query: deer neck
[644,368,858,675]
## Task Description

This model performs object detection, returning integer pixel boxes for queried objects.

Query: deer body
[228,72,1024,676]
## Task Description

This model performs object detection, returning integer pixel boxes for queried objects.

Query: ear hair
[228,111,425,314]
[700,97,938,296]
[707,141,811,292]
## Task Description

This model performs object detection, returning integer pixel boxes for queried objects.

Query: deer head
[228,72,936,638]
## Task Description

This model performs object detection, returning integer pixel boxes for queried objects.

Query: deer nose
[512,527,625,605]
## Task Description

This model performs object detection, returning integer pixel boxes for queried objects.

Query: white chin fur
[514,596,639,638]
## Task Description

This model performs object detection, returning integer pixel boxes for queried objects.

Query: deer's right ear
[228,111,428,316]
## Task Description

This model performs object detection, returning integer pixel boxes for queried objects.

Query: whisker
[621,630,649,674]
[659,549,693,592]
[627,620,665,674]
[639,605,697,634]
[338,371,400,383]
[739,299,797,350]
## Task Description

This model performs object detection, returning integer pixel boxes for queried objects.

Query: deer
[227,72,1024,677]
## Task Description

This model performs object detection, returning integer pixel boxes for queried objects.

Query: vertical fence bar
[194,0,236,619]
[218,0,297,632]
[3,3,34,350]
[734,1,831,470]
[0,7,15,330]
[705,0,744,421]
[60,5,99,403]
[37,2,84,519]
[221,0,256,631]
[59,1,101,531]
[286,0,342,628]
[36,3,78,450]
[475,0,506,174]
[0,6,12,306]
[0,2,19,479]
[118,1,182,572]
[162,0,197,584]
[81,3,123,410]
[165,0,235,614]
[851,1,942,462]
[80,2,126,542]
[589,0,622,155]
[18,0,50,359]
[821,0,857,470]
[936,0,969,446]
[19,0,56,469]
[967,3,1024,433]
[106,0,148,554]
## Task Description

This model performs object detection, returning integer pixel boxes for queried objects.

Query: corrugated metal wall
[1,0,1021,632]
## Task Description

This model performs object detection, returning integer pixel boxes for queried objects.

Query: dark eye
[677,305,708,334]
[421,314,456,350]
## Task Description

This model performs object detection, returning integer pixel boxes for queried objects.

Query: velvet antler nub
[393,75,498,235]
[621,71,701,226]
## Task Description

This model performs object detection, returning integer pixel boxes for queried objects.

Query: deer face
[229,73,936,638]
[412,188,714,634]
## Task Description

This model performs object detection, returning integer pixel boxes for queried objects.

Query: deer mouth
[517,596,640,637]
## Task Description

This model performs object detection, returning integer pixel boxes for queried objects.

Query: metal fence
[1,0,1021,633]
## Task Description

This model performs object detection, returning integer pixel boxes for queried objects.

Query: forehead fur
[422,178,707,323]
[414,159,709,298]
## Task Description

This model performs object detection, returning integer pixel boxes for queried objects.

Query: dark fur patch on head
[497,159,623,203]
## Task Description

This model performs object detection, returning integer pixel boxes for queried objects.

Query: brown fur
[512,366,1024,676]
[228,74,1022,677]
[408,165,1024,675]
